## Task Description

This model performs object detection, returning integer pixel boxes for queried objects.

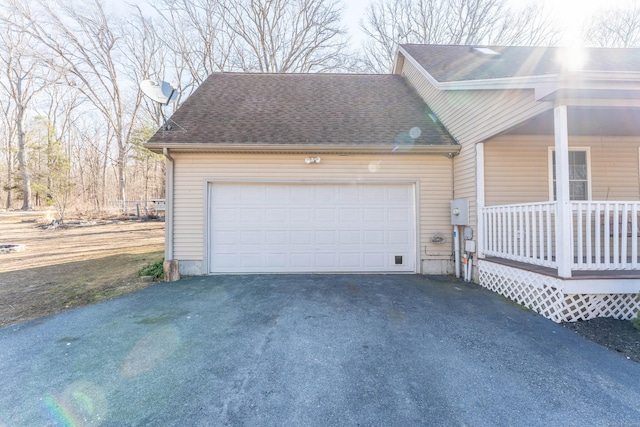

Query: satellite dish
[140,79,178,106]
[139,78,185,136]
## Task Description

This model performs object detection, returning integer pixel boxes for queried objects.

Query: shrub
[139,259,164,280]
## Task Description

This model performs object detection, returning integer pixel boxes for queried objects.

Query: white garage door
[208,182,416,273]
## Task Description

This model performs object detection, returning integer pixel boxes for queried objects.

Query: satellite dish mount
[140,79,185,136]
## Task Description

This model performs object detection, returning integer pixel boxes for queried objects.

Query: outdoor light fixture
[304,157,321,164]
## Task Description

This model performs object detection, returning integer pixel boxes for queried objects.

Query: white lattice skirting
[478,260,640,323]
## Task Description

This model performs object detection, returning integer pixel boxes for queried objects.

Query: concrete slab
[1,274,639,426]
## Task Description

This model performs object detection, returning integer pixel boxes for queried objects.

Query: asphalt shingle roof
[147,73,456,147]
[401,44,640,82]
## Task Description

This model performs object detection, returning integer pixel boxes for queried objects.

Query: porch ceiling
[503,106,640,137]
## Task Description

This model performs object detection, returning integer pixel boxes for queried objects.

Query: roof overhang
[145,142,461,156]
[397,45,640,94]
[502,105,640,137]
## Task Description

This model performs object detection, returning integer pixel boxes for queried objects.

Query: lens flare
[121,325,180,378]
[368,161,382,173]
[43,381,107,427]
[44,395,78,427]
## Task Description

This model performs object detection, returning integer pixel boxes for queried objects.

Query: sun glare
[557,47,588,70]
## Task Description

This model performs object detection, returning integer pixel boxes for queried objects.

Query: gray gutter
[146,143,461,155]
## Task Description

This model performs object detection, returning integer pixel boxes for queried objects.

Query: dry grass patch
[0,217,164,328]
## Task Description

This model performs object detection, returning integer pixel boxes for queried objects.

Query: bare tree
[149,0,236,103]
[31,81,83,218]
[0,68,17,210]
[584,1,640,47]
[0,17,48,210]
[360,0,562,73]
[9,0,145,204]
[222,0,350,72]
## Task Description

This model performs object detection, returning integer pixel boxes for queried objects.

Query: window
[549,148,591,201]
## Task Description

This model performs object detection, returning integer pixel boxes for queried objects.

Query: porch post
[476,142,485,259]
[554,105,572,278]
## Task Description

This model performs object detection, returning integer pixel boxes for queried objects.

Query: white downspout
[476,142,485,260]
[163,148,174,261]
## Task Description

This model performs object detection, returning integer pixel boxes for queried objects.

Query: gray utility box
[450,198,469,226]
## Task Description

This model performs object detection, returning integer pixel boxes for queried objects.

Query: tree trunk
[5,147,13,209]
[16,78,31,210]
[17,131,31,210]
[117,144,126,203]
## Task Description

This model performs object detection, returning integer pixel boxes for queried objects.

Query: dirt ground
[563,318,640,364]
[0,213,164,328]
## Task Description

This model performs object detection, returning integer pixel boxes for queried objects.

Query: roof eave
[144,142,461,156]
[398,46,640,91]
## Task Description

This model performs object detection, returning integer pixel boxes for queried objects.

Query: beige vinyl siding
[400,58,553,146]
[172,153,454,266]
[453,141,478,233]
[484,135,640,205]
[400,58,554,239]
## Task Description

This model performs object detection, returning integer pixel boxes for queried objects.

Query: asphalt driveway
[1,275,639,426]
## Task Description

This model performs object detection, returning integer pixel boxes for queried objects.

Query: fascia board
[143,142,462,156]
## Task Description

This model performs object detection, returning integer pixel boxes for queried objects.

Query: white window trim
[547,146,592,201]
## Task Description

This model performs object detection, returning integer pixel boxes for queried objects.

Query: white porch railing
[572,201,639,270]
[483,202,557,268]
[482,201,640,271]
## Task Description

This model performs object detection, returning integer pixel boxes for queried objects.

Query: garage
[208,182,417,273]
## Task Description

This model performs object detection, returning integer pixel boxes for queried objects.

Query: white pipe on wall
[454,225,460,278]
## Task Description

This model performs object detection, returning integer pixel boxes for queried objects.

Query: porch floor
[483,256,640,280]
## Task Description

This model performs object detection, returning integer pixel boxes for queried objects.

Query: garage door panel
[339,230,360,245]
[240,186,265,202]
[363,208,385,222]
[265,208,287,222]
[315,185,336,202]
[291,253,313,268]
[339,253,361,267]
[239,209,262,222]
[339,209,360,222]
[290,186,313,202]
[315,231,337,245]
[290,208,312,222]
[291,231,312,245]
[214,208,238,223]
[213,231,237,244]
[266,253,287,268]
[363,185,385,200]
[265,231,287,245]
[214,254,237,268]
[338,186,359,202]
[266,185,288,200]
[315,209,336,222]
[315,253,336,267]
[209,183,415,273]
[389,231,410,245]
[241,254,264,268]
[387,186,410,202]
[364,231,384,244]
[388,207,412,222]
[364,253,385,267]
[240,231,262,245]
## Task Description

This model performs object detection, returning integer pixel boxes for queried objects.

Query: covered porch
[476,101,640,322]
